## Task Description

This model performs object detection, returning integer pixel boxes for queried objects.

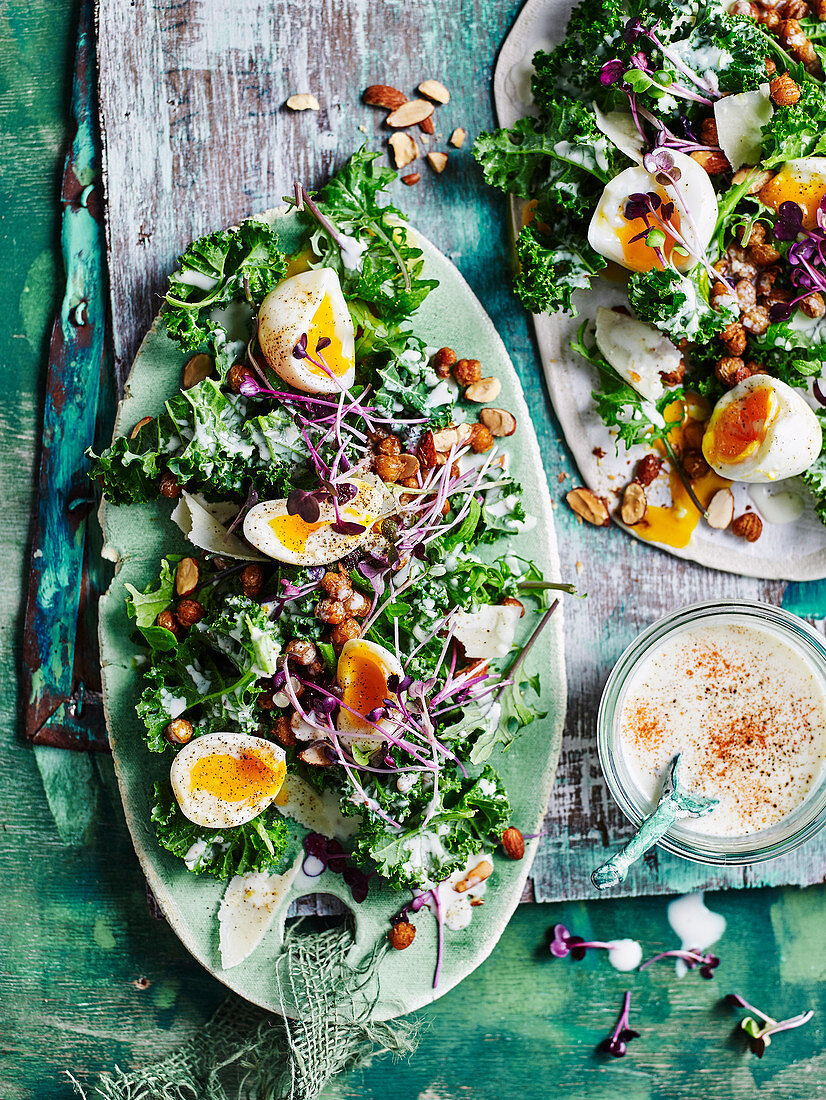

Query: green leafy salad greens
[476,0,826,523]
[92,150,568,893]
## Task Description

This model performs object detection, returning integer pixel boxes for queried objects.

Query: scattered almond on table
[362,78,465,182]
[285,93,320,111]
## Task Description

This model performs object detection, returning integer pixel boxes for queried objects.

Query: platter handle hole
[288,892,352,932]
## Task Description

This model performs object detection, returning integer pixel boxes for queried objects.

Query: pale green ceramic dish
[98,211,567,1020]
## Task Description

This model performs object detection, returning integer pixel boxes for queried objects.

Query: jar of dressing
[598,601,826,865]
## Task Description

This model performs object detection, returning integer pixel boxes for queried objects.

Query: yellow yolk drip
[634,396,730,550]
[189,752,285,803]
[619,195,683,272]
[338,650,390,731]
[704,385,777,466]
[760,170,826,230]
[306,294,350,377]
[269,513,327,553]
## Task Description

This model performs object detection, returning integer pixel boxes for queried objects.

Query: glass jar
[597,600,826,866]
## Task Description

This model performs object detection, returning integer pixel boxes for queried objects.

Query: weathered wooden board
[96,0,826,907]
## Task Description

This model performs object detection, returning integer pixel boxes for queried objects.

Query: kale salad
[476,0,826,540]
[90,150,567,917]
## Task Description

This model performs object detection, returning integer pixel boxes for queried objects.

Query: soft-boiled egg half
[257,268,355,393]
[243,475,388,565]
[760,157,826,230]
[588,150,717,272]
[170,732,286,829]
[701,375,822,483]
[336,639,402,752]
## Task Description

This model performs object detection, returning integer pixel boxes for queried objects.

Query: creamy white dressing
[620,618,826,837]
[667,892,726,961]
[176,268,219,291]
[607,939,643,971]
[749,483,806,524]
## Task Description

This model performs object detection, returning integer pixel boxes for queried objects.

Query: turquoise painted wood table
[3,0,826,1097]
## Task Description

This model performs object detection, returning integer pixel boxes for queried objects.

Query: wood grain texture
[96,0,826,903]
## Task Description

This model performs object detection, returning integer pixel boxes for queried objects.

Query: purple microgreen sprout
[726,993,814,1057]
[639,947,721,979]
[550,923,619,961]
[599,991,640,1058]
[769,199,826,321]
[623,17,719,101]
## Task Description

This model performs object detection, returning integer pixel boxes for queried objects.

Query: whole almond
[175,556,200,597]
[427,151,448,174]
[501,827,526,860]
[389,132,418,169]
[449,127,467,148]
[706,487,734,530]
[479,407,517,437]
[286,93,320,111]
[620,482,647,526]
[387,99,434,128]
[464,376,502,403]
[363,84,408,111]
[417,430,438,469]
[418,78,450,104]
[182,352,214,389]
[402,172,421,186]
[566,486,610,527]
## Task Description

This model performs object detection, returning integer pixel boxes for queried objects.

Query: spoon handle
[591,799,679,890]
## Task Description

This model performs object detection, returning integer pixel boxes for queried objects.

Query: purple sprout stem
[645,29,720,98]
[431,881,445,989]
[610,991,633,1045]
[639,949,710,970]
[760,1011,815,1038]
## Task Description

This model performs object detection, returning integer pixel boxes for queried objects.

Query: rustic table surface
[3,0,826,1097]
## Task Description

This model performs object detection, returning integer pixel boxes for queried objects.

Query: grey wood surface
[96,0,826,904]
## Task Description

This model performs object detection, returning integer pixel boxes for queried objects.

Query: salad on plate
[90,151,567,974]
[477,0,826,550]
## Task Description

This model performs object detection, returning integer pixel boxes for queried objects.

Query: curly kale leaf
[163,220,287,353]
[628,267,736,343]
[530,0,627,104]
[761,80,826,168]
[89,380,302,504]
[352,767,511,889]
[199,595,283,679]
[515,224,607,316]
[151,782,290,879]
[685,10,770,95]
[308,148,438,325]
[370,333,454,426]
[475,104,623,214]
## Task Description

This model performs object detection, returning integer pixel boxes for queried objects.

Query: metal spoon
[591,754,718,890]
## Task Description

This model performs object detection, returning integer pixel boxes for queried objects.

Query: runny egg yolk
[705,384,778,466]
[338,648,390,731]
[268,513,327,553]
[760,169,826,230]
[305,294,349,377]
[619,193,683,272]
[188,751,285,803]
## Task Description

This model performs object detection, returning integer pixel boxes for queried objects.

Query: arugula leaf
[628,267,737,343]
[515,223,607,316]
[308,148,438,325]
[151,781,290,879]
[163,220,287,353]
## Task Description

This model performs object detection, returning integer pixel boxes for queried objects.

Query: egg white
[170,732,286,829]
[336,638,402,753]
[702,375,822,483]
[257,268,355,393]
[594,306,682,404]
[587,150,717,272]
[243,475,388,565]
